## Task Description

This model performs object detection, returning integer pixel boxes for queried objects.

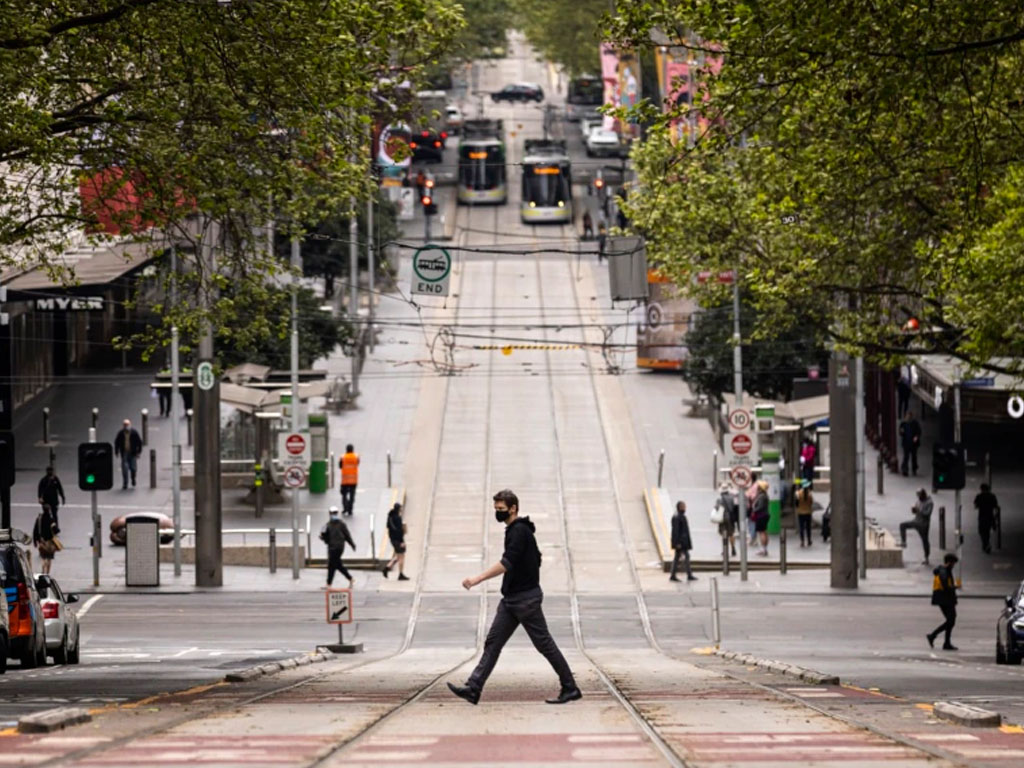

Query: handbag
[710,502,725,525]
[51,535,64,552]
[38,539,57,557]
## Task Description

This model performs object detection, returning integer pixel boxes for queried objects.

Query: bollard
[141,408,149,445]
[997,508,1002,550]
[186,408,193,446]
[710,577,721,647]
[149,448,157,489]
[722,536,730,576]
[985,451,992,488]
[329,451,334,489]
[877,454,884,495]
[779,527,787,574]
[48,447,56,472]
[387,450,392,487]
[42,407,50,444]
[712,450,718,489]
[938,505,946,549]
[657,449,665,487]
[269,528,277,573]
[91,407,99,428]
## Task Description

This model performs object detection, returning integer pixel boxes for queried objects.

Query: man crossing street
[37,466,66,530]
[320,506,356,588]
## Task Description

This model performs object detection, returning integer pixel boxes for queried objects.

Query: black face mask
[494,507,511,523]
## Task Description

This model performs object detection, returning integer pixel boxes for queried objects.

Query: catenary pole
[170,246,182,577]
[291,235,301,579]
[367,196,374,352]
[733,279,748,581]
[856,355,866,579]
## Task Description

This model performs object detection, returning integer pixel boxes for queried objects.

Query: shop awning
[2,238,160,292]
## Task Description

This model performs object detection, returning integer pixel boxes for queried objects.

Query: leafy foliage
[514,0,607,77]
[609,1,1024,374]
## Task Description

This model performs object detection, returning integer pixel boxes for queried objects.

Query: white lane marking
[572,747,655,761]
[911,734,980,742]
[345,752,431,761]
[170,647,200,658]
[368,737,439,746]
[76,594,104,619]
[568,735,644,743]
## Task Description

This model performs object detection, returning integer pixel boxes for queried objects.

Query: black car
[492,83,544,103]
[996,580,1024,664]
[410,129,445,162]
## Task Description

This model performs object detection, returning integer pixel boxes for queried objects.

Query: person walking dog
[447,489,580,706]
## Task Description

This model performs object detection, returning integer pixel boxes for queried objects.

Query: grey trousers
[467,587,575,693]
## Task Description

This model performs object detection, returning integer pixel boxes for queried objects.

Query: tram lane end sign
[412,244,452,297]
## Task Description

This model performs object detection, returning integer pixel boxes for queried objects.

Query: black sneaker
[447,682,479,705]
[398,574,410,581]
[546,686,582,705]
[382,565,389,578]
[669,576,681,582]
[942,644,958,651]
[926,633,935,648]
[687,575,698,581]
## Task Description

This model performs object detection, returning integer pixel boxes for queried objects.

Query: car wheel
[20,641,37,669]
[35,637,47,667]
[67,633,80,665]
[997,641,1008,664]
[54,631,68,665]
[0,636,7,674]
[1010,650,1023,666]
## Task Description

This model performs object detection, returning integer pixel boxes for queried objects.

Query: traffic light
[0,431,14,488]
[932,443,965,491]
[421,180,437,216]
[78,442,114,491]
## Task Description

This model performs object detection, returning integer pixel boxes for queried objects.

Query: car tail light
[421,131,429,137]
[17,582,29,604]
[440,131,448,139]
[42,602,58,619]
[410,141,418,149]
[433,140,441,148]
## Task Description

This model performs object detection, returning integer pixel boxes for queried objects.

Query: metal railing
[178,514,313,564]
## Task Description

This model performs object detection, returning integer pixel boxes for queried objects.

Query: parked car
[1,529,47,668]
[492,83,544,103]
[35,574,80,665]
[997,580,1024,664]
[109,512,175,546]
[585,128,624,158]
[579,118,602,140]
[444,105,464,135]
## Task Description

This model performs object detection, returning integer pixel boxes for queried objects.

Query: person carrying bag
[33,505,60,574]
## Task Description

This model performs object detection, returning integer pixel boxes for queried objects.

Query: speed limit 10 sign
[729,408,751,431]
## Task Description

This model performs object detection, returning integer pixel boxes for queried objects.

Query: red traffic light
[904,317,920,331]
[594,178,604,189]
[440,131,448,139]
[421,195,432,206]
[425,178,435,189]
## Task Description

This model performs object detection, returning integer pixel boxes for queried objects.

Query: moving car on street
[1,529,47,669]
[492,82,544,103]
[997,580,1024,664]
[36,573,80,665]
[445,105,464,135]
[410,129,446,162]
[585,127,625,158]
[109,512,175,546]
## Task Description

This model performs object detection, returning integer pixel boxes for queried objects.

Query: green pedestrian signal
[78,442,114,491]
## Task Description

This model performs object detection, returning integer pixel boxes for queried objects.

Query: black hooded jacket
[499,516,541,597]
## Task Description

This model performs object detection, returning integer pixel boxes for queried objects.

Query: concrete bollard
[186,409,193,446]
[939,505,946,549]
[387,450,392,487]
[91,407,99,429]
[269,528,277,573]
[141,408,149,445]
[712,450,718,489]
[149,449,156,489]
[710,577,721,647]
[42,407,50,444]
[877,454,884,495]
[722,537,730,576]
[657,449,665,487]
[780,527,787,575]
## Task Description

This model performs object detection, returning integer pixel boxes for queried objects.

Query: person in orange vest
[339,444,360,516]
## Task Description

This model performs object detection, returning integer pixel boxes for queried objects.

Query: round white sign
[1008,395,1024,419]
[729,408,751,431]
[285,434,306,456]
[730,465,753,489]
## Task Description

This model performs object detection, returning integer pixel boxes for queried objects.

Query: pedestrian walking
[796,479,814,547]
[899,488,934,564]
[113,419,143,489]
[157,385,172,417]
[33,505,59,575]
[596,218,608,262]
[821,503,831,543]
[670,501,697,581]
[799,437,816,485]
[339,444,359,516]
[37,466,65,530]
[714,482,738,556]
[447,489,581,706]
[899,411,921,476]
[382,502,410,581]
[974,483,999,554]
[581,210,594,240]
[319,506,355,588]
[927,553,959,650]
[752,480,770,556]
[415,169,426,199]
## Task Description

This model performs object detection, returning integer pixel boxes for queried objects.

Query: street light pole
[290,235,301,580]
[367,196,375,353]
[170,246,182,577]
[733,279,748,581]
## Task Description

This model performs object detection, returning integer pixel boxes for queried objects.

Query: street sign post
[323,588,362,654]
[196,361,215,391]
[411,245,452,296]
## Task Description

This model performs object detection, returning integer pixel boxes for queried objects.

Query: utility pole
[0,285,11,529]
[290,235,302,579]
[194,221,223,587]
[953,367,963,582]
[367,196,375,352]
[856,355,866,580]
[170,245,182,577]
[733,279,749,581]
[829,348,858,588]
[349,200,358,318]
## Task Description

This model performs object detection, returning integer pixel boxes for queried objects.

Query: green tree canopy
[515,0,606,77]
[609,1,1024,375]
[1,0,462,349]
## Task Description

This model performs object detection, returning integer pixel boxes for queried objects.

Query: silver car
[35,574,81,665]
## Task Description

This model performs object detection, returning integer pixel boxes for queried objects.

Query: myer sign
[411,245,451,297]
[35,296,103,311]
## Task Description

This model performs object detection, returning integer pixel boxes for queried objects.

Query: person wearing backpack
[927,553,959,650]
[319,506,356,589]
[713,482,738,556]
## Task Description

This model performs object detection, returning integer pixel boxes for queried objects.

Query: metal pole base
[321,623,363,653]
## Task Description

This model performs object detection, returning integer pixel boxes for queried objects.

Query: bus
[521,139,572,224]
[457,119,507,205]
[566,75,603,122]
